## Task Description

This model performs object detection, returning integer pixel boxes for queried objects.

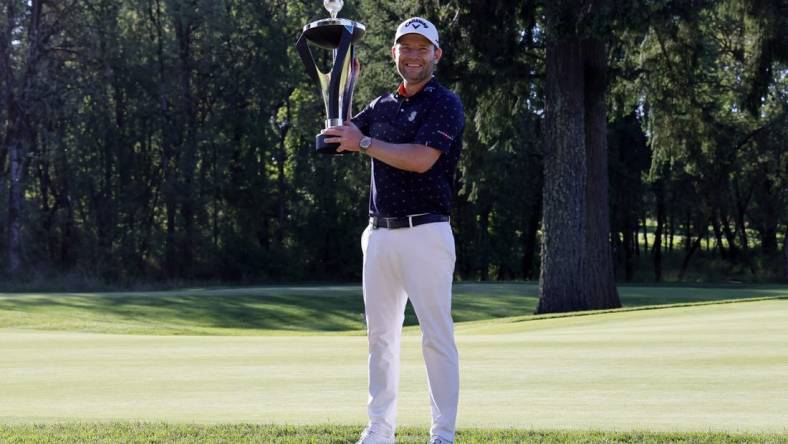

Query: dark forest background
[1,0,786,287]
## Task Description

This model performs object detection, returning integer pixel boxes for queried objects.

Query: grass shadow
[0,282,785,334]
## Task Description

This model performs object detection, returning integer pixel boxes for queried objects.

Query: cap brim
[395,32,439,48]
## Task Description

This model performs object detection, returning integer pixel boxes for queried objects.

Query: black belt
[370,213,449,229]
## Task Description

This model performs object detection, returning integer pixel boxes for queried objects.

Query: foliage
[1,0,786,285]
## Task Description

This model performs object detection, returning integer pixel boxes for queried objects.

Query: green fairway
[2,284,787,434]
[1,282,786,335]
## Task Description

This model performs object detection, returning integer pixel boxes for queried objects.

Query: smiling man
[321,16,464,444]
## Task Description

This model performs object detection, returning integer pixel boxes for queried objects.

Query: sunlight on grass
[0,283,785,335]
[2,299,787,432]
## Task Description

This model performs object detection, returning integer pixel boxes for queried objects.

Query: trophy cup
[296,0,365,154]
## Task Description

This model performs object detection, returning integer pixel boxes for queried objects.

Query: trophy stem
[297,3,363,156]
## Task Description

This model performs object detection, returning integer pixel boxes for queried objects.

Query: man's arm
[322,122,441,173]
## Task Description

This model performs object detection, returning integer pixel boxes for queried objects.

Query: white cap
[394,17,439,48]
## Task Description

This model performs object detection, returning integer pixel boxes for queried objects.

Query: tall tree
[538,0,621,313]
[1,0,74,275]
[1,0,784,286]
[1,0,27,275]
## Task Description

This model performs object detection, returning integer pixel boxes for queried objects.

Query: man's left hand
[322,121,363,153]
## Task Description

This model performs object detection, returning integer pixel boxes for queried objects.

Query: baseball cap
[394,17,440,48]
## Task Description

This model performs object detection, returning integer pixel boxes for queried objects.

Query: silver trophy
[296,0,365,154]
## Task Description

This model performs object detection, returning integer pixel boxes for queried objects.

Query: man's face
[392,34,442,85]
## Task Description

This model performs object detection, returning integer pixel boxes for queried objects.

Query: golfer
[321,16,464,444]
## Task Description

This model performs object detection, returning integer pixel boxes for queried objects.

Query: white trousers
[361,221,459,442]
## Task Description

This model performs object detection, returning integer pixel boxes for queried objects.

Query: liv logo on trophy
[296,0,366,155]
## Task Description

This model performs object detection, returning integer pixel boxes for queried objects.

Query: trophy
[296,0,365,154]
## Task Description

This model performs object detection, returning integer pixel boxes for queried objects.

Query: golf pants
[361,221,459,442]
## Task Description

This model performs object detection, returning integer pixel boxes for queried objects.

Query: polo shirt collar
[394,77,438,99]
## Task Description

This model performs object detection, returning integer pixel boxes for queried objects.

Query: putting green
[1,299,786,432]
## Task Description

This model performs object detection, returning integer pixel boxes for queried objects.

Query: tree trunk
[783,228,788,282]
[720,209,739,260]
[274,101,290,249]
[477,205,491,280]
[61,195,75,267]
[6,139,22,274]
[1,0,19,275]
[641,215,649,254]
[2,0,43,276]
[735,189,750,253]
[582,37,620,309]
[153,0,177,278]
[733,187,757,275]
[538,37,587,313]
[668,206,675,253]
[622,223,634,281]
[758,209,778,257]
[711,211,726,259]
[753,132,779,257]
[522,194,542,280]
[96,119,115,275]
[679,220,708,281]
[36,134,57,263]
[653,181,665,281]
[174,11,197,277]
[59,154,76,269]
[538,2,621,313]
[164,186,177,277]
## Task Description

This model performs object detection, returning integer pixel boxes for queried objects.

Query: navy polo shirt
[352,78,464,217]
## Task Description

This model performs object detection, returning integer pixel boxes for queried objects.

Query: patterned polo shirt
[352,77,465,217]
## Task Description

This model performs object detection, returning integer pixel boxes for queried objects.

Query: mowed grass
[1,282,786,335]
[1,283,787,442]
[1,423,786,444]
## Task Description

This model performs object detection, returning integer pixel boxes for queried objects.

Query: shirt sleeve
[352,97,378,133]
[413,92,465,153]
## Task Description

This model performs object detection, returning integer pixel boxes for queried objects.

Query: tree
[627,0,787,278]
[538,0,620,313]
[0,0,784,286]
[1,0,76,276]
[418,0,545,281]
[1,0,30,276]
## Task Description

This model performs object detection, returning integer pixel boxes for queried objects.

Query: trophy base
[316,133,348,155]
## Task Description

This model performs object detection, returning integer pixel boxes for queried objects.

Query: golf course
[1,283,787,443]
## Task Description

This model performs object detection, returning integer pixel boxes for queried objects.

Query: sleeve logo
[437,130,453,141]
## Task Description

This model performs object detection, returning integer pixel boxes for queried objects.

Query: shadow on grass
[0,282,785,333]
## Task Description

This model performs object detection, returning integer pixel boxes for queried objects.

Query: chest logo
[408,111,418,122]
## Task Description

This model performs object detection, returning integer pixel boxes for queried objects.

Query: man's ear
[434,47,443,63]
[391,45,397,62]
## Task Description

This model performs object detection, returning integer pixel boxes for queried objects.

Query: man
[322,16,464,444]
